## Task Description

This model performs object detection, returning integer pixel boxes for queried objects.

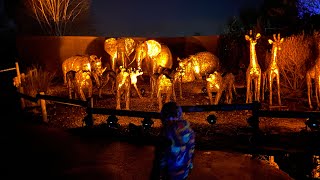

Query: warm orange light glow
[157,74,175,110]
[104,38,136,71]
[145,40,161,58]
[245,30,262,103]
[130,69,143,85]
[62,55,103,84]
[67,70,93,101]
[118,67,130,87]
[262,33,284,106]
[177,52,220,83]
[206,72,222,91]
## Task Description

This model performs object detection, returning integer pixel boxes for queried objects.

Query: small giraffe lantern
[245,30,262,103]
[262,33,284,106]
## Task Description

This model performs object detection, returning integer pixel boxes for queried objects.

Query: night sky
[90,0,264,37]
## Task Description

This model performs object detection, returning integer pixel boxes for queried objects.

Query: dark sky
[90,0,264,37]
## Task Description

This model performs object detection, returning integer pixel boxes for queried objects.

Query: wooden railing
[15,91,320,130]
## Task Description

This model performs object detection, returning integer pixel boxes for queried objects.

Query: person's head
[160,101,183,124]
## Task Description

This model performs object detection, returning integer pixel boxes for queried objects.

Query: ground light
[106,115,120,129]
[141,117,154,130]
[140,88,146,96]
[83,115,93,127]
[305,117,320,131]
[207,114,217,125]
[247,116,259,130]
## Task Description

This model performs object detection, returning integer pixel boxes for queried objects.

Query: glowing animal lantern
[177,51,220,83]
[206,72,237,105]
[129,68,144,98]
[150,68,184,99]
[307,43,320,109]
[62,55,103,85]
[245,30,262,103]
[98,69,117,98]
[115,66,131,110]
[157,74,176,111]
[150,73,161,98]
[262,33,284,106]
[104,37,136,71]
[206,71,223,105]
[134,40,162,72]
[134,40,173,75]
[223,73,237,104]
[66,70,92,101]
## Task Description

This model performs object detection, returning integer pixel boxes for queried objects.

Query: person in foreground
[150,101,195,180]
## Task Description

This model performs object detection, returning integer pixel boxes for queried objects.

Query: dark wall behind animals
[15,36,220,77]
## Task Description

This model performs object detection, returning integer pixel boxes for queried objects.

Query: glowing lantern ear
[280,38,284,43]
[256,33,261,39]
[245,35,250,41]
[268,39,273,44]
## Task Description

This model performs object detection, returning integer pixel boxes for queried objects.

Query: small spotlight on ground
[83,115,93,127]
[202,87,207,94]
[106,115,120,129]
[305,117,320,131]
[247,116,259,129]
[140,88,146,96]
[141,117,154,130]
[207,114,217,125]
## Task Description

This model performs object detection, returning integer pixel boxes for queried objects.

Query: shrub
[22,65,57,97]
[276,33,314,98]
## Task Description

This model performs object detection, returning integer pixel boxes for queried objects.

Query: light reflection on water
[64,140,296,180]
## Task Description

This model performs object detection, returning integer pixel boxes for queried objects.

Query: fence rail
[13,89,320,137]
[15,91,320,124]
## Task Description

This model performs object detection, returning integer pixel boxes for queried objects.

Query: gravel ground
[41,79,308,138]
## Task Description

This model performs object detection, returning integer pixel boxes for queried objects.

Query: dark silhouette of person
[150,101,195,180]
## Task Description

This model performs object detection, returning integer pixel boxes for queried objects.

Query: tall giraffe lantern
[262,33,284,106]
[245,30,262,103]
[307,43,320,110]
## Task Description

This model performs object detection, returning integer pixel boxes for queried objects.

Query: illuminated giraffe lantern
[307,43,320,109]
[262,33,284,106]
[245,30,262,103]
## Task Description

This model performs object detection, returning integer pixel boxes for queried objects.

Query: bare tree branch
[24,0,90,36]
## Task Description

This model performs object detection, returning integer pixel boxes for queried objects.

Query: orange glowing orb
[145,40,161,58]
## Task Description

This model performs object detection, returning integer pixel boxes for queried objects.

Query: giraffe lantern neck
[245,31,261,69]
[269,33,284,67]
